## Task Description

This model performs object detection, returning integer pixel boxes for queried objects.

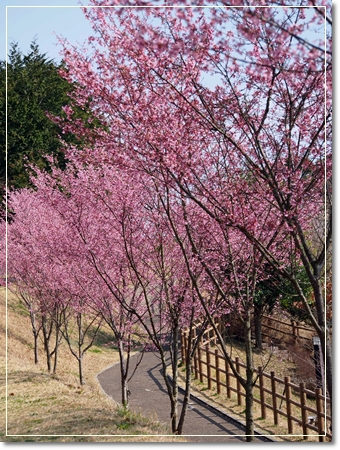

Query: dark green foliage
[278,268,314,322]
[0,40,102,209]
[255,264,313,322]
[0,41,70,193]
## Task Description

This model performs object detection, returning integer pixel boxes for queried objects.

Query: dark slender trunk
[177,317,207,435]
[319,327,332,418]
[325,338,332,424]
[313,281,332,416]
[118,340,129,407]
[29,310,39,364]
[245,308,255,442]
[253,304,263,351]
[78,313,84,385]
[34,334,39,364]
[156,343,178,433]
[42,316,51,372]
[245,380,254,442]
[177,353,192,435]
[171,323,179,434]
[78,356,84,386]
[53,326,60,374]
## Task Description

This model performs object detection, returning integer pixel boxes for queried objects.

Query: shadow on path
[97,351,273,443]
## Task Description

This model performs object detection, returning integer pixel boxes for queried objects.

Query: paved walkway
[97,351,272,443]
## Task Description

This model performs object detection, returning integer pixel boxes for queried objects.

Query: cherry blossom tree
[58,290,103,386]
[54,3,331,416]
[42,159,207,431]
[156,185,281,439]
[7,191,67,373]
[3,0,329,437]
[114,182,208,434]
[7,185,104,385]
[31,164,149,406]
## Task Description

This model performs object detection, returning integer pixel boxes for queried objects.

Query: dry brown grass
[0,287,186,442]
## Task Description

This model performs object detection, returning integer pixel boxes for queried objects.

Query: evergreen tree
[0,40,101,211]
[1,42,68,191]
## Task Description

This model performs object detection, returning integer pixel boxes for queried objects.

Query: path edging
[96,363,120,406]
[96,357,277,441]
[168,373,277,442]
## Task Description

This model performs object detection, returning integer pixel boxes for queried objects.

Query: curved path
[97,351,273,443]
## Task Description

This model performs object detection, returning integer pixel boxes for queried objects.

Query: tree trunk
[33,333,39,364]
[244,307,255,442]
[253,303,263,351]
[42,316,51,372]
[53,326,60,374]
[313,281,332,416]
[29,310,39,364]
[324,338,332,422]
[319,325,332,418]
[118,340,129,407]
[177,353,192,435]
[171,323,179,434]
[78,356,84,386]
[245,379,254,442]
[78,313,84,385]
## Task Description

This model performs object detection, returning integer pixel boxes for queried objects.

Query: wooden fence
[261,315,315,346]
[180,330,332,441]
[224,314,316,347]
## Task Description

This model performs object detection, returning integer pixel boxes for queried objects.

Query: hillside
[0,287,185,442]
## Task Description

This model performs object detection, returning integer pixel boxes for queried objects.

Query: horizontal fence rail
[180,326,331,442]
[261,315,315,345]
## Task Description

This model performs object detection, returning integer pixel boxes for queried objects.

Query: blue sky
[1,0,93,62]
[1,0,333,64]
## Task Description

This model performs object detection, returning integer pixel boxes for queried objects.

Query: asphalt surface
[97,351,273,443]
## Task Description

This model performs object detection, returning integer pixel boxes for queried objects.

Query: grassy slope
[0,287,186,442]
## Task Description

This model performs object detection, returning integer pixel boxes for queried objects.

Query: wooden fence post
[194,347,198,379]
[198,345,203,383]
[299,382,308,440]
[271,371,278,425]
[285,376,293,434]
[258,366,266,419]
[206,344,212,390]
[184,321,328,442]
[215,349,221,394]
[225,359,231,398]
[291,320,295,342]
[235,357,242,405]
[315,388,325,442]
[291,320,297,341]
[295,321,300,337]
